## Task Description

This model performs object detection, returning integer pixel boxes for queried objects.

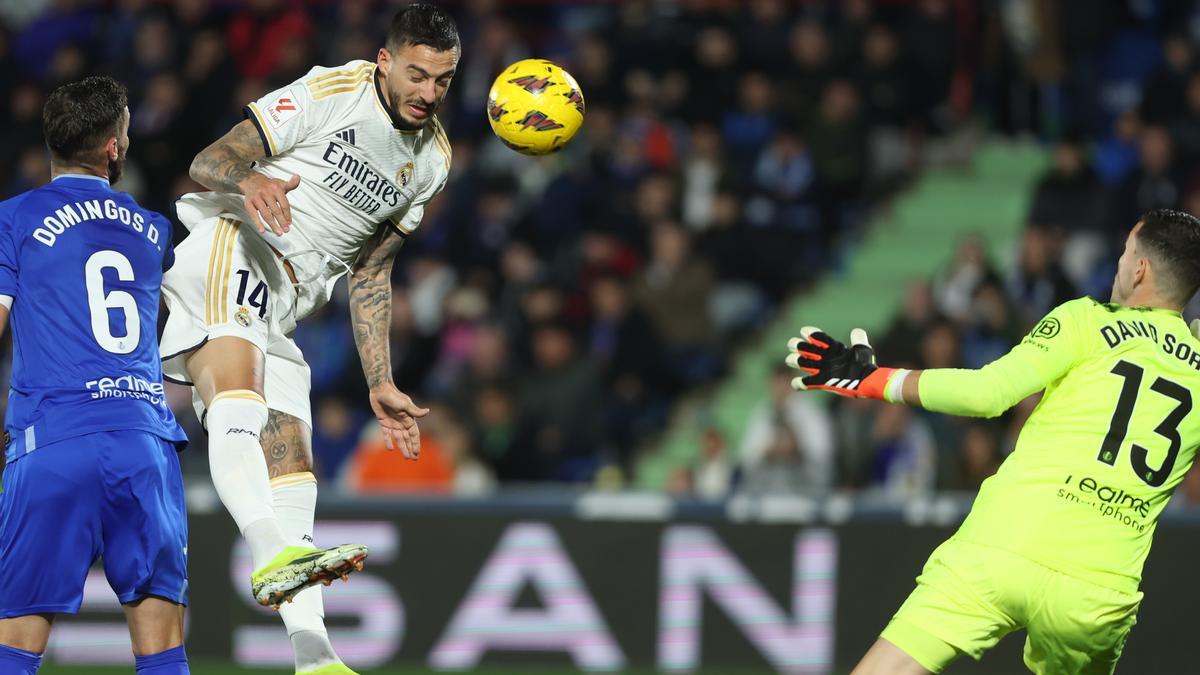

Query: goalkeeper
[787,209,1200,675]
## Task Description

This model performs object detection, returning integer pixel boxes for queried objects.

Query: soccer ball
[487,59,585,156]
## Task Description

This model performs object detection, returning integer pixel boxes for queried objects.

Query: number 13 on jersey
[1097,359,1192,487]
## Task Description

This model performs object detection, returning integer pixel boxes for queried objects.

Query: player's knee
[125,598,185,658]
[186,336,266,404]
[0,615,53,655]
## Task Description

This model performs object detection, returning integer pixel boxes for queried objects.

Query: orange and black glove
[785,327,904,401]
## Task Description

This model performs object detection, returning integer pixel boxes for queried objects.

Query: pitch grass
[38,663,800,675]
[40,666,437,675]
[41,666,538,675]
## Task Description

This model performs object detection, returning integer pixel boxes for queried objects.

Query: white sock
[206,390,287,569]
[290,630,339,671]
[272,473,339,669]
[272,474,328,633]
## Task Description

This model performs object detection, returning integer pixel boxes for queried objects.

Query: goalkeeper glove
[785,326,907,402]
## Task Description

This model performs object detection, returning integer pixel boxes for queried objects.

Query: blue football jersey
[0,174,186,463]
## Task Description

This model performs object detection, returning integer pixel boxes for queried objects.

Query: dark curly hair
[43,75,128,166]
[1136,208,1200,305]
[387,3,460,53]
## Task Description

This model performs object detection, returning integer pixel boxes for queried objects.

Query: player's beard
[107,152,125,184]
[394,115,425,131]
[395,96,439,130]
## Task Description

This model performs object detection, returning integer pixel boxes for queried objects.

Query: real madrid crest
[235,306,252,328]
[397,161,414,187]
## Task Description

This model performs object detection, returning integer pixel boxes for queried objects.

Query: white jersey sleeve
[244,62,373,157]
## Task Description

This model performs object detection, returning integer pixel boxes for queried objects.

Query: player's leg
[188,339,359,608]
[0,615,51,673]
[97,430,191,673]
[263,408,347,673]
[187,334,291,572]
[161,214,364,609]
[124,597,188,674]
[124,597,185,654]
[161,215,290,575]
[0,438,105,673]
[851,638,933,675]
[188,239,363,609]
[864,539,1019,674]
[1022,570,1140,675]
[0,615,52,653]
[261,343,359,673]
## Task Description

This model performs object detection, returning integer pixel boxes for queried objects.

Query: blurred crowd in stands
[674,0,1200,502]
[3,0,1200,498]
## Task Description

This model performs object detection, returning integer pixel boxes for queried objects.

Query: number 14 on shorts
[233,269,269,324]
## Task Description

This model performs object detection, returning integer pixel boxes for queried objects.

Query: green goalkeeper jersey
[920,297,1200,594]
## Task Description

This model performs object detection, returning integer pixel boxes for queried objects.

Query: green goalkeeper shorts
[880,538,1142,675]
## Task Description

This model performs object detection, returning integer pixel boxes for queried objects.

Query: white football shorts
[160,212,313,429]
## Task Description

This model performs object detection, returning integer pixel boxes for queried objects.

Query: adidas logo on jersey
[336,128,357,145]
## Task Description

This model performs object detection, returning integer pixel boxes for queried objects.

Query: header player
[0,77,190,675]
[787,209,1200,674]
[160,4,457,673]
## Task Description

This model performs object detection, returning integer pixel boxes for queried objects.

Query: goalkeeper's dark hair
[43,76,127,166]
[1137,208,1200,305]
[387,3,460,54]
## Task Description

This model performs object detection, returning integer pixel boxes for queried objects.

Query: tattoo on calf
[260,409,314,478]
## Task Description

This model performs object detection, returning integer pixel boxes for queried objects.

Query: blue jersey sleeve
[0,203,20,297]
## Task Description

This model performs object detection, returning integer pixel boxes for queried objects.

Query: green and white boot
[250,543,368,608]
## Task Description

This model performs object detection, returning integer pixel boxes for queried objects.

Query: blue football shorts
[0,430,188,617]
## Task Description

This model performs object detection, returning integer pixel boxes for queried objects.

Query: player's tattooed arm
[189,119,299,236]
[189,120,262,193]
[350,224,429,459]
[349,225,406,389]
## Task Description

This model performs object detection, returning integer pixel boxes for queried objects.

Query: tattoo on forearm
[350,227,404,389]
[190,120,263,194]
[259,409,314,479]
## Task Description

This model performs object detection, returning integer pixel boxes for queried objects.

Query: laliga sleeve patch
[264,88,303,129]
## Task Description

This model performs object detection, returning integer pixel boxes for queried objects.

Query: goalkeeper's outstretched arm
[786,302,1088,418]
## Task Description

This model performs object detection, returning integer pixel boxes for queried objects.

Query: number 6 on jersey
[85,249,140,354]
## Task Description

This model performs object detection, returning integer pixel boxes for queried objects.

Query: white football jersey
[176,59,451,321]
